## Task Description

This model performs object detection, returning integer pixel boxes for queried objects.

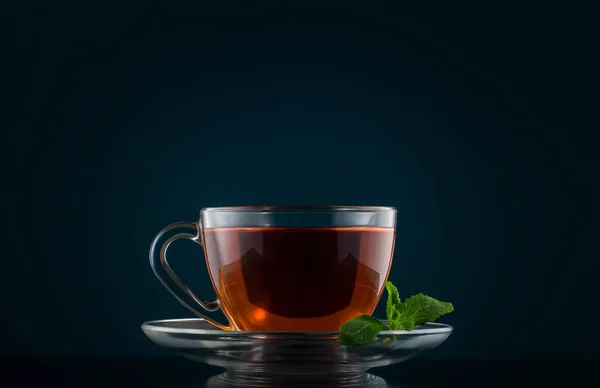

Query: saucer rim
[141,317,453,336]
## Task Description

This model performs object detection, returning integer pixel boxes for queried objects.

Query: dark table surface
[1,357,596,388]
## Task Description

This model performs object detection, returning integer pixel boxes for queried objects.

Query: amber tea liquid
[203,227,395,331]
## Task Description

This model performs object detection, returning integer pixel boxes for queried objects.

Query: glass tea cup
[149,206,396,332]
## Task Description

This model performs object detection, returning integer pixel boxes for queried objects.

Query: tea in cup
[149,206,396,332]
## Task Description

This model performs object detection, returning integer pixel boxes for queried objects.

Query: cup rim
[201,206,396,213]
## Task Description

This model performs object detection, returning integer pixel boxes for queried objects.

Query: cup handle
[149,221,233,331]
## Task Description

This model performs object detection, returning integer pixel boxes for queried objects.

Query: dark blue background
[5,1,598,359]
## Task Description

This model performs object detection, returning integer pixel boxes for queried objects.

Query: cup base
[204,371,386,387]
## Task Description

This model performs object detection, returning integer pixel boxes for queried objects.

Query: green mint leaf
[385,281,402,326]
[403,293,454,325]
[337,280,455,348]
[338,314,387,347]
[385,281,416,330]
[393,313,417,330]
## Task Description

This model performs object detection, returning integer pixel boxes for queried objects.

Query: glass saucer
[142,318,452,386]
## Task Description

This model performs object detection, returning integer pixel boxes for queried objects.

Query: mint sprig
[337,281,454,347]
